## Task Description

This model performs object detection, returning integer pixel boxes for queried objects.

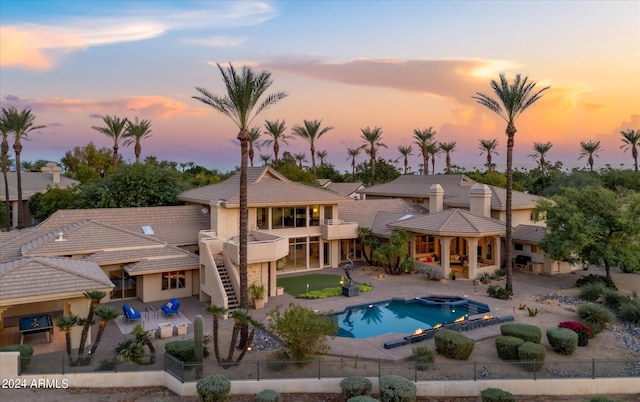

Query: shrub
[487,285,511,300]
[412,345,436,370]
[348,397,380,402]
[617,299,640,325]
[577,303,616,335]
[576,274,617,290]
[434,329,475,360]
[587,396,623,402]
[257,389,282,402]
[196,375,231,402]
[0,344,34,369]
[546,328,578,355]
[165,340,196,362]
[379,375,417,402]
[601,288,629,312]
[480,387,516,402]
[499,323,542,343]
[517,342,546,372]
[340,376,373,400]
[495,336,524,361]
[578,282,606,302]
[558,321,591,346]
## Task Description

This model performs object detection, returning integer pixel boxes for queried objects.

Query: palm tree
[413,127,436,175]
[579,140,602,172]
[426,142,440,175]
[529,141,553,185]
[0,118,11,231]
[620,129,640,171]
[397,145,413,174]
[92,115,128,173]
[263,119,290,169]
[225,309,263,365]
[360,126,386,185]
[1,107,46,228]
[479,138,499,172]
[193,63,287,329]
[123,117,152,163]
[259,154,272,166]
[473,73,550,293]
[88,305,119,356]
[291,119,334,179]
[346,146,365,177]
[247,127,262,167]
[55,314,79,365]
[439,141,457,174]
[205,304,228,363]
[78,290,106,359]
[293,152,307,169]
[316,149,328,166]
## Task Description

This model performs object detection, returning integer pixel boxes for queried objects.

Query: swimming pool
[330,296,490,339]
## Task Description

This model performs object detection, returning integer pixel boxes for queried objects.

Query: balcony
[321,219,359,240]
[225,231,289,264]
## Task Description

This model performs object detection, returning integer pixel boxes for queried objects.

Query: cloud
[183,35,246,47]
[3,95,208,119]
[48,122,63,127]
[0,2,275,71]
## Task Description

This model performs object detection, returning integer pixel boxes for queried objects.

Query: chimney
[470,183,491,217]
[429,184,443,213]
[41,162,61,183]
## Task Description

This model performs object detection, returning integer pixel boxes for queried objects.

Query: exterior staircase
[216,259,239,311]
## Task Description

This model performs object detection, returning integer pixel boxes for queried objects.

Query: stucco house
[0,162,79,229]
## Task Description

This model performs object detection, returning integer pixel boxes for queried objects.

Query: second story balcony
[321,219,358,240]
[225,231,289,265]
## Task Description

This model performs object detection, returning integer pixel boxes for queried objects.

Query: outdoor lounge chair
[122,304,141,322]
[161,298,180,317]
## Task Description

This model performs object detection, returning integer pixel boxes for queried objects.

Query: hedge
[517,342,546,372]
[257,389,282,402]
[495,336,524,361]
[500,323,541,343]
[434,329,475,360]
[480,387,516,402]
[379,375,417,402]
[0,344,34,369]
[340,376,373,400]
[196,375,231,402]
[348,396,381,402]
[546,328,578,355]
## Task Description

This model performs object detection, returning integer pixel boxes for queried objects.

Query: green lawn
[277,274,348,296]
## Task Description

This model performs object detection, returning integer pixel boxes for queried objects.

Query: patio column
[466,237,479,280]
[67,297,90,349]
[440,236,453,278]
[0,306,10,330]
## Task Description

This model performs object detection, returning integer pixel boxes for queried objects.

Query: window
[416,235,436,254]
[531,245,541,253]
[514,243,524,251]
[271,206,311,228]
[412,198,424,204]
[162,271,185,290]
[310,205,320,226]
[272,207,283,229]
[257,207,268,230]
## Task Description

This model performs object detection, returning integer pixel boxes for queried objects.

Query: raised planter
[176,323,188,336]
[276,286,284,296]
[158,322,173,339]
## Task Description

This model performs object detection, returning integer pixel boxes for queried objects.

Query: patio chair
[161,298,180,317]
[122,304,141,322]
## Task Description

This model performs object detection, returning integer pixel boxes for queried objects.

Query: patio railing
[20,353,640,384]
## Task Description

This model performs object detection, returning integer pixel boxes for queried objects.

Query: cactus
[194,315,204,378]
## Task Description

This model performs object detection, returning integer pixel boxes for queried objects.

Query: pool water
[330,297,490,339]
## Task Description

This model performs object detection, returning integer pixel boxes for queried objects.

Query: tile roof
[371,212,414,237]
[124,254,200,275]
[512,224,547,244]
[0,172,79,201]
[388,208,506,236]
[85,244,189,264]
[325,182,365,197]
[338,199,427,228]
[0,257,113,303]
[178,166,353,207]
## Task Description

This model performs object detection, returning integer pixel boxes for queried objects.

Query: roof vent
[398,214,413,221]
[55,232,67,242]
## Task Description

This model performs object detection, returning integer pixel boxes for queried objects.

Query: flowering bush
[559,321,592,346]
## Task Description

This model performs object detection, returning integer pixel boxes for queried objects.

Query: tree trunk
[65,332,74,366]
[370,150,376,186]
[14,141,24,228]
[431,155,435,175]
[632,148,638,172]
[78,303,96,358]
[310,144,317,179]
[249,145,254,167]
[135,142,141,163]
[112,144,119,173]
[2,140,10,231]
[504,122,516,294]
[213,317,221,362]
[588,156,594,172]
[238,130,249,347]
[274,141,279,169]
[89,322,107,355]
[423,149,429,175]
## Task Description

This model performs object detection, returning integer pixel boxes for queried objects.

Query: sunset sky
[1,0,639,174]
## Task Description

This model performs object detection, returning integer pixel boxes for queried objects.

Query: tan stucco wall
[139,270,195,303]
[3,300,65,321]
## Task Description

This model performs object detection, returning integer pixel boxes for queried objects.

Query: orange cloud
[0,26,80,70]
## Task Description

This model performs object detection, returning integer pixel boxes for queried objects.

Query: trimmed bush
[0,344,34,369]
[617,299,640,324]
[517,342,546,372]
[196,375,231,402]
[348,397,380,402]
[434,329,475,360]
[576,274,617,290]
[340,376,373,400]
[379,375,416,402]
[480,387,516,402]
[412,345,435,370]
[546,328,578,355]
[495,336,524,361]
[578,282,605,302]
[558,321,591,346]
[577,303,616,335]
[257,389,282,402]
[165,340,210,363]
[499,323,542,343]
[487,285,511,300]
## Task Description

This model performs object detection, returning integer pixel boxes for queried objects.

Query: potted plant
[449,270,457,280]
[250,282,266,309]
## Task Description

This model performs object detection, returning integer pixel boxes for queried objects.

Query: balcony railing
[321,219,358,240]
